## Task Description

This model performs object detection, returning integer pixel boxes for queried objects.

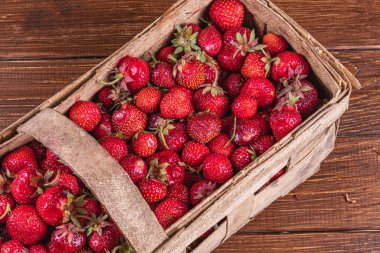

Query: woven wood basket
[0,0,360,252]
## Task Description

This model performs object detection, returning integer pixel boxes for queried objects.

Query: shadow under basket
[0,0,360,252]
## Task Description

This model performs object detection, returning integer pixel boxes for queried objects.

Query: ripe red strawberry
[231,146,256,171]
[270,51,310,82]
[36,186,76,226]
[92,113,113,140]
[167,184,189,204]
[252,111,271,135]
[183,172,203,188]
[28,141,46,161]
[10,168,38,205]
[222,73,244,99]
[173,58,205,90]
[112,104,147,139]
[2,146,38,175]
[96,86,114,110]
[207,134,236,158]
[131,132,157,158]
[40,158,72,175]
[69,101,101,132]
[50,223,86,253]
[81,198,101,220]
[148,113,161,129]
[217,46,245,72]
[203,60,220,85]
[151,62,176,88]
[138,179,167,203]
[112,56,150,94]
[229,118,261,146]
[241,51,270,78]
[202,153,233,184]
[99,136,128,162]
[262,33,289,56]
[1,240,28,253]
[181,141,210,167]
[209,0,245,31]
[134,87,163,114]
[193,87,229,118]
[0,194,15,224]
[157,46,176,63]
[240,77,276,107]
[29,244,48,253]
[57,174,79,195]
[190,180,217,206]
[197,25,222,56]
[223,27,251,47]
[147,159,185,186]
[231,94,258,119]
[251,135,276,156]
[88,222,121,253]
[269,104,302,141]
[160,86,194,119]
[154,198,188,229]
[187,113,222,144]
[146,150,180,166]
[6,205,47,245]
[157,122,189,152]
[120,154,147,183]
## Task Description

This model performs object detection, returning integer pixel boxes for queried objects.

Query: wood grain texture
[0,0,379,252]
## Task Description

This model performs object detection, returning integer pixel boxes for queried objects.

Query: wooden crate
[0,0,360,252]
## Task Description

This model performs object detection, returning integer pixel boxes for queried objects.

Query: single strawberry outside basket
[0,0,360,252]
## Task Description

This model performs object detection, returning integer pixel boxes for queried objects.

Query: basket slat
[17,109,167,253]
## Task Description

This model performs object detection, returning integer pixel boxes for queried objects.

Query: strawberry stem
[101,73,124,86]
[225,117,237,148]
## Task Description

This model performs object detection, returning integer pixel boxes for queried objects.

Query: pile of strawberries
[0,0,321,252]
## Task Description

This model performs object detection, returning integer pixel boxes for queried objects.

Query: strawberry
[231,146,256,171]
[1,240,28,253]
[197,25,222,56]
[231,94,258,119]
[40,158,72,175]
[252,111,271,135]
[183,172,203,188]
[262,33,289,56]
[157,46,176,63]
[222,73,244,99]
[69,101,101,132]
[207,134,236,158]
[193,87,229,118]
[151,62,176,88]
[2,146,38,175]
[146,150,180,166]
[269,104,302,141]
[6,205,47,245]
[181,141,210,167]
[147,113,161,129]
[203,59,220,85]
[157,121,189,152]
[185,23,202,33]
[173,56,205,90]
[28,141,46,161]
[99,136,128,162]
[0,194,15,224]
[256,168,286,193]
[171,24,200,55]
[135,87,163,114]
[223,27,251,47]
[112,104,147,139]
[131,132,157,158]
[96,86,114,110]
[160,86,194,119]
[270,51,310,82]
[209,0,244,32]
[10,168,39,205]
[50,223,86,253]
[167,184,189,204]
[109,56,150,94]
[92,113,113,140]
[138,179,167,203]
[154,198,188,229]
[88,222,121,253]
[229,118,261,146]
[251,135,276,156]
[190,180,217,206]
[187,113,222,144]
[241,50,271,78]
[217,46,245,72]
[120,154,147,183]
[80,198,101,222]
[202,153,233,184]
[147,159,185,186]
[240,77,275,107]
[28,244,48,253]
[56,174,79,195]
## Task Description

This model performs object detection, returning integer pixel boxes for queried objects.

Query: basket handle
[18,108,167,253]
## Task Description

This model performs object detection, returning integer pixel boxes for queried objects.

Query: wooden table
[0,1,379,252]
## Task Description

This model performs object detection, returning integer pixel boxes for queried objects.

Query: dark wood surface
[0,0,379,252]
